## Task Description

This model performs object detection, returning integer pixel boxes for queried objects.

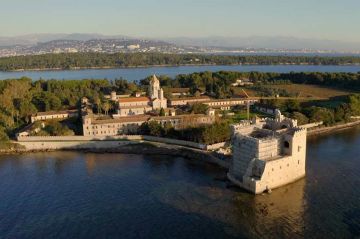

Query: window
[284,141,290,148]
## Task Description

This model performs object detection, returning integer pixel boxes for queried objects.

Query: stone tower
[228,110,307,194]
[149,75,167,110]
[149,75,161,100]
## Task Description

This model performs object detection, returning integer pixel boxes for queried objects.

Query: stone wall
[16,135,226,151]
[17,140,139,151]
[17,135,143,142]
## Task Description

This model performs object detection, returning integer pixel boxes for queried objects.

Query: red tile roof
[118,97,150,103]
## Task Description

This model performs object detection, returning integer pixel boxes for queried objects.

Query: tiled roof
[203,98,248,103]
[119,105,152,109]
[170,96,210,102]
[92,114,210,124]
[118,97,150,103]
[32,109,78,117]
[169,88,190,93]
[93,115,150,124]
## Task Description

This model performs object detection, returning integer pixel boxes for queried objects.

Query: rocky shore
[1,120,359,168]
[0,141,230,169]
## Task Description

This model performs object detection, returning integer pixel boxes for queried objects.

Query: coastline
[307,120,360,136]
[1,120,360,165]
[0,141,230,169]
[4,62,360,73]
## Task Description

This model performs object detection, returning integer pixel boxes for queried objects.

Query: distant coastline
[8,63,219,72]
[1,52,360,72]
[6,62,360,73]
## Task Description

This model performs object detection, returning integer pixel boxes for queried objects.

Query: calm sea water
[0,64,359,81]
[0,127,359,239]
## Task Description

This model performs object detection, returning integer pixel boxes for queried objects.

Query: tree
[191,103,208,114]
[16,100,37,123]
[102,101,111,115]
[291,112,309,125]
[0,126,9,141]
[349,94,360,116]
[94,96,102,114]
[284,99,301,113]
[139,121,163,136]
[334,103,352,122]
[307,107,335,126]
[159,108,165,116]
[42,120,75,136]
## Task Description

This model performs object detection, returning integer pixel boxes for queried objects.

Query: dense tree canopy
[0,53,359,71]
[0,70,360,143]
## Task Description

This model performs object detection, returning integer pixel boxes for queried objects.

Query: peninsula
[1,53,360,72]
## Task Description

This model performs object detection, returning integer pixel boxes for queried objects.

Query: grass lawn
[231,87,258,97]
[266,84,355,99]
[229,110,272,123]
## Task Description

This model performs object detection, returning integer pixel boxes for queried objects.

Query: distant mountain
[0,33,129,46]
[0,33,359,54]
[164,36,360,52]
[0,38,190,57]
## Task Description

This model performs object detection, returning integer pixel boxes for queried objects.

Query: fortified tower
[228,110,307,194]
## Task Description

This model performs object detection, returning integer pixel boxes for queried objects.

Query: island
[1,71,360,193]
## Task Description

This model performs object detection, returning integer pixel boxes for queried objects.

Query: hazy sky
[1,0,359,42]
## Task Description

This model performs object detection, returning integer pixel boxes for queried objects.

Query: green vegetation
[139,121,231,144]
[141,71,360,98]
[31,120,75,136]
[0,77,119,141]
[260,94,360,126]
[0,53,360,71]
[266,84,352,99]
[0,69,360,147]
[190,103,209,114]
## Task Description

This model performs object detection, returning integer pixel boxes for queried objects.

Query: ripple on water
[0,127,360,238]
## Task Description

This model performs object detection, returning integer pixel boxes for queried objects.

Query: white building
[116,75,167,117]
[228,110,307,194]
[82,113,215,136]
[149,75,167,109]
[30,109,78,123]
[203,98,258,110]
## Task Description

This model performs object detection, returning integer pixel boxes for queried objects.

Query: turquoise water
[0,127,360,238]
[0,64,359,81]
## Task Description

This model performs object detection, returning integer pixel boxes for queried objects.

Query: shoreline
[1,120,360,162]
[0,141,230,169]
[3,62,360,73]
[307,120,360,136]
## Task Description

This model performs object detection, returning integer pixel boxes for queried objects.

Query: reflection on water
[0,127,359,238]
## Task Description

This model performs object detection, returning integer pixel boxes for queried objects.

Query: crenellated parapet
[228,109,307,194]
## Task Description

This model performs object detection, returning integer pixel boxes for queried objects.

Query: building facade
[168,96,211,107]
[203,98,258,110]
[82,113,215,136]
[31,109,78,123]
[116,75,167,117]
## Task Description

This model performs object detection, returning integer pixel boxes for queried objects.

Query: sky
[0,0,360,42]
